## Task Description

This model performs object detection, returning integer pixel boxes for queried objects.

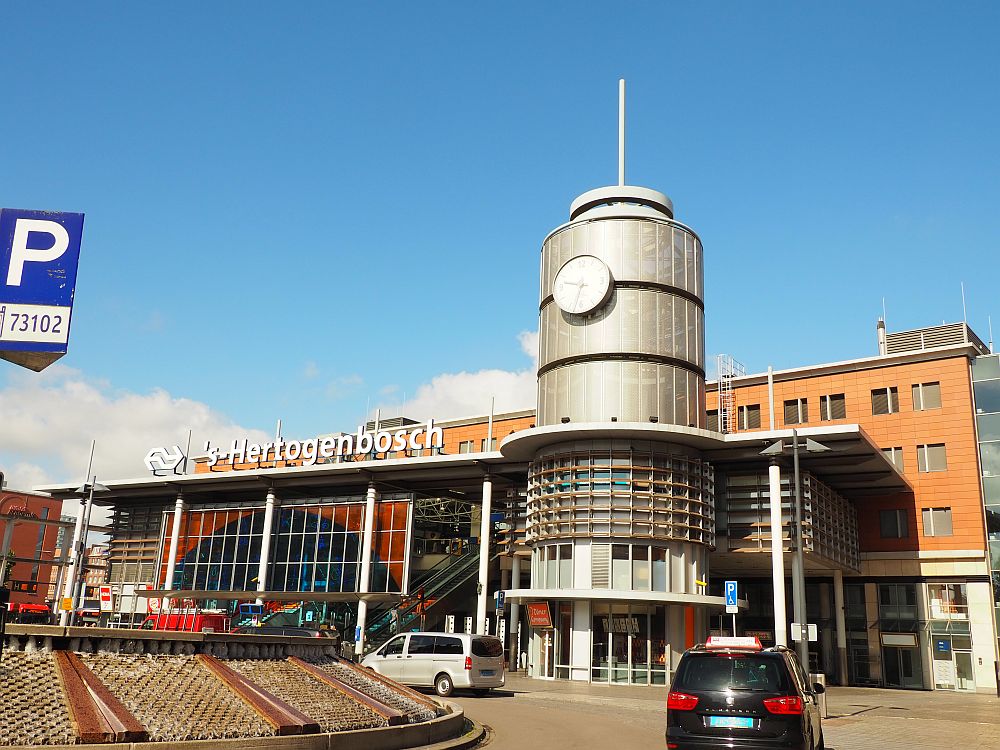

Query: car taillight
[465,656,472,671]
[763,696,803,715]
[666,692,699,711]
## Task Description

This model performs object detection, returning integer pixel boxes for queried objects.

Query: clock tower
[536,183,706,427]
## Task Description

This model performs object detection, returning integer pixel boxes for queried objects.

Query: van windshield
[471,637,503,658]
[673,654,788,693]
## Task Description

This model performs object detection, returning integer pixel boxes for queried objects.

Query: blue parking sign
[725,581,738,607]
[0,208,85,371]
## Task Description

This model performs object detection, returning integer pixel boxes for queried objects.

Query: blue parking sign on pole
[0,208,85,371]
[725,580,738,611]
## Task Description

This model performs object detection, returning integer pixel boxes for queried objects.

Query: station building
[38,178,1000,695]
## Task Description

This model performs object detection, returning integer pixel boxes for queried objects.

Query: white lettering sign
[145,420,444,473]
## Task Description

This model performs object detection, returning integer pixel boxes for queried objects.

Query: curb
[407,718,487,750]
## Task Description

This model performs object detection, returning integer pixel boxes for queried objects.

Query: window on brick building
[784,398,808,425]
[921,507,953,536]
[481,437,497,451]
[872,386,899,415]
[882,446,905,472]
[738,404,761,430]
[879,509,908,538]
[917,443,947,472]
[706,410,719,432]
[820,393,847,420]
[458,440,475,454]
[912,382,942,411]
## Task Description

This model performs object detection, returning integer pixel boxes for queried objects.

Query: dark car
[666,637,825,750]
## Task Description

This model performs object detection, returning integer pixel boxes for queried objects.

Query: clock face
[552,255,613,315]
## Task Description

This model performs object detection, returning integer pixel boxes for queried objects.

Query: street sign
[239,603,265,616]
[790,622,818,642]
[98,585,113,612]
[495,590,506,613]
[725,580,738,614]
[0,209,85,371]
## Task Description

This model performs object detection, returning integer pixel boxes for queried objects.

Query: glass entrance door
[883,645,923,689]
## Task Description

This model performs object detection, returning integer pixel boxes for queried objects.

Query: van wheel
[434,673,454,697]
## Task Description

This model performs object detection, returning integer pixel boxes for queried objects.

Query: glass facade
[972,354,1000,640]
[159,495,412,594]
[589,602,669,685]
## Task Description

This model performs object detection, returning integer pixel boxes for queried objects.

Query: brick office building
[0,488,64,610]
[704,322,999,692]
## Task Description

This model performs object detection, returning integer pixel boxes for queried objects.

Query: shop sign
[99,585,113,612]
[0,209,85,371]
[144,419,444,474]
[602,616,640,635]
[526,601,553,628]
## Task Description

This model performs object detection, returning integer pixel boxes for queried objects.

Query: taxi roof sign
[705,636,762,650]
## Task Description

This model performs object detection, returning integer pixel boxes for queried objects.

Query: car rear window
[673,654,789,693]
[471,636,504,657]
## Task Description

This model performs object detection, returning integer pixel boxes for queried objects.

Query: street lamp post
[60,477,108,626]
[762,432,830,669]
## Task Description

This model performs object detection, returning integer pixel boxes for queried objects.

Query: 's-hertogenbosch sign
[144,420,445,474]
[0,208,85,371]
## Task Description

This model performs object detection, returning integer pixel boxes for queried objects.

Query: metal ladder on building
[717,354,745,433]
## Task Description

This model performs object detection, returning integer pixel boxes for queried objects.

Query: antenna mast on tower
[618,79,626,186]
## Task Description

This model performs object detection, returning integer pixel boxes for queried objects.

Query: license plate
[480,670,495,677]
[707,716,754,729]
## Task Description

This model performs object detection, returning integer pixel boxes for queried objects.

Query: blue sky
[2,2,999,486]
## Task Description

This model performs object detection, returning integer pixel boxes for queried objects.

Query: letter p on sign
[6,219,70,286]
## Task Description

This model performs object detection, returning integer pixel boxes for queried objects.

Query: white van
[362,632,505,697]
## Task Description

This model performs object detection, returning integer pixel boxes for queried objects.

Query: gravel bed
[80,653,273,741]
[307,656,438,723]
[226,658,386,732]
[0,653,77,746]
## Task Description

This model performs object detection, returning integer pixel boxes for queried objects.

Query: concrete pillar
[255,488,278,605]
[833,569,848,684]
[509,556,521,668]
[914,581,933,690]
[476,473,493,635]
[355,482,378,655]
[163,492,186,593]
[768,461,788,647]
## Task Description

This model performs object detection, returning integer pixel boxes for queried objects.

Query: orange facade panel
[709,355,984,554]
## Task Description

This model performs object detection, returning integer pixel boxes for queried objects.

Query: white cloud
[376,330,538,422]
[0,365,269,491]
[303,361,320,379]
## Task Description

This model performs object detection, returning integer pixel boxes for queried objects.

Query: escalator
[363,546,500,654]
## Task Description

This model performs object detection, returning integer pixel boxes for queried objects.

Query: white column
[768,461,788,647]
[833,569,848,684]
[255,488,278,605]
[355,482,378,655]
[59,490,89,626]
[163,492,185,594]
[509,556,521,668]
[476,473,493,635]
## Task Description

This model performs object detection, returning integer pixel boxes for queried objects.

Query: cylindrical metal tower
[536,185,706,428]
